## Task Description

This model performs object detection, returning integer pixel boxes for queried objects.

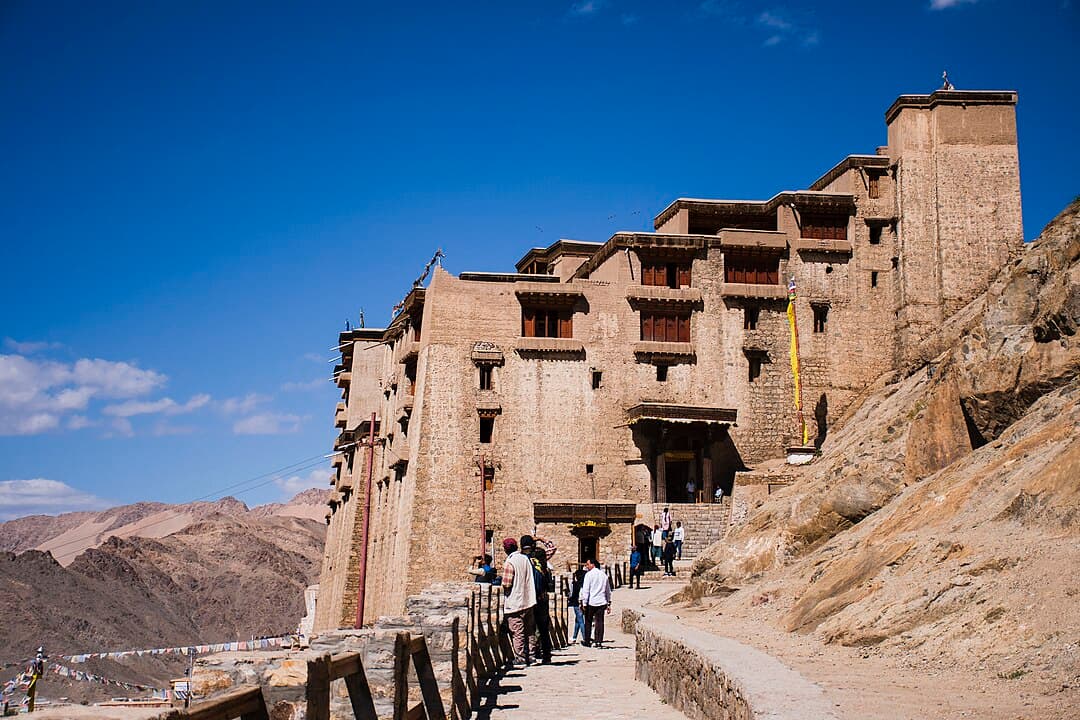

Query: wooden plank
[344,667,379,720]
[328,652,363,680]
[450,617,470,720]
[305,654,331,720]
[410,636,447,720]
[406,703,426,720]
[393,633,410,720]
[182,686,264,720]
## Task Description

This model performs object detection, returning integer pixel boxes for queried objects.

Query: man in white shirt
[579,557,612,647]
[673,521,685,560]
[500,537,536,665]
[651,524,663,566]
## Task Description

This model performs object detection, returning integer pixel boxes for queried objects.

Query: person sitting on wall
[467,554,498,584]
[500,537,537,666]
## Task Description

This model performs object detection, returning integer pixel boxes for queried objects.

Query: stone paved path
[475,586,686,719]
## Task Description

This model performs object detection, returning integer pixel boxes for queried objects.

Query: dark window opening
[748,356,762,382]
[744,306,760,330]
[523,260,549,275]
[825,265,834,274]
[642,260,691,288]
[412,317,422,341]
[869,225,882,244]
[724,252,779,285]
[871,271,879,288]
[801,215,848,241]
[479,365,493,391]
[393,461,408,483]
[641,312,691,343]
[688,213,776,235]
[891,256,899,269]
[656,364,669,382]
[404,360,417,396]
[399,415,409,436]
[522,307,573,338]
[585,464,594,474]
[812,305,829,334]
[591,370,602,389]
[479,416,494,444]
[482,464,496,491]
[868,173,882,199]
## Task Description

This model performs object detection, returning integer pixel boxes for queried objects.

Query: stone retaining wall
[624,609,839,720]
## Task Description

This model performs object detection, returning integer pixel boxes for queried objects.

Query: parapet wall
[624,609,839,720]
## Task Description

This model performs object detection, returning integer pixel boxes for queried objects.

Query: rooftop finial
[942,70,955,91]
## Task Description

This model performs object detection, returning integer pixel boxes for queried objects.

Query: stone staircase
[638,502,731,560]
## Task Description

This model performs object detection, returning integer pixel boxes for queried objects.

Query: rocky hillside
[0,491,328,564]
[688,200,1079,697]
[0,493,328,703]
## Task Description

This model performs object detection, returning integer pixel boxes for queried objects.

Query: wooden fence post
[392,633,409,720]
[305,654,331,720]
[410,635,446,720]
[450,617,470,720]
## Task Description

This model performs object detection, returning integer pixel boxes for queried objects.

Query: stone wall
[624,609,839,720]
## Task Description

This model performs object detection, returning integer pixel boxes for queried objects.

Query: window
[479,365,493,391]
[869,225,882,245]
[724,252,779,285]
[479,416,494,443]
[748,356,762,382]
[404,360,417,396]
[399,415,409,437]
[591,370,602,389]
[522,307,573,338]
[642,260,691,289]
[412,317,422,341]
[656,364,669,382]
[801,215,848,241]
[641,312,690,343]
[871,271,879,288]
[522,260,549,275]
[744,306,759,330]
[482,464,495,491]
[868,172,882,199]
[892,256,899,269]
[393,461,408,483]
[585,464,594,474]
[812,304,829,334]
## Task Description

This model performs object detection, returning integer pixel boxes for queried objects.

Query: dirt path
[648,588,1074,720]
[475,586,685,720]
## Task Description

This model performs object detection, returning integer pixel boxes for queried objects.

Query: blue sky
[1,0,1077,519]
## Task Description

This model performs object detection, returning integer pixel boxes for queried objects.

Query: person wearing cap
[500,537,536,665]
[521,534,558,664]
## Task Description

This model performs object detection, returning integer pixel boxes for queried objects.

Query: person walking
[662,538,677,576]
[522,534,556,664]
[651,524,664,566]
[567,565,587,643]
[673,521,685,561]
[629,545,642,589]
[580,557,612,647]
[500,537,536,666]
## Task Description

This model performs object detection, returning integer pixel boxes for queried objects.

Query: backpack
[529,552,554,595]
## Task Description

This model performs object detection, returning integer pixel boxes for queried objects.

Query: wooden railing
[159,686,269,720]
[165,583,576,720]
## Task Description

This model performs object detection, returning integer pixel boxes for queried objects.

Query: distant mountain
[0,492,328,703]
[0,490,329,564]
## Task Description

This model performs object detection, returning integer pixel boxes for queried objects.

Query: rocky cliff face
[690,199,1080,689]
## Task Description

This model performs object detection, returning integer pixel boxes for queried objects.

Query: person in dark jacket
[629,546,643,589]
[662,539,677,577]
[522,535,555,664]
[567,565,587,643]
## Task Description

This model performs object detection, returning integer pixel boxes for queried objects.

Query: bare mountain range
[0,490,328,703]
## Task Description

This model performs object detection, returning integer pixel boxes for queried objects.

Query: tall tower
[885,89,1024,366]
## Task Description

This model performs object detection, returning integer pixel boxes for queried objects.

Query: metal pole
[355,412,377,628]
[478,456,487,559]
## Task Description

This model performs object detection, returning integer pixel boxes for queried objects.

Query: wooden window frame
[521,306,573,338]
[641,259,692,289]
[801,215,849,241]
[640,311,691,343]
[478,365,494,391]
[724,252,780,285]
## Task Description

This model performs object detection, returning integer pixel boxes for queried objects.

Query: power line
[34,453,331,559]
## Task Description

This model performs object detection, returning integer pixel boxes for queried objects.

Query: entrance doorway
[630,419,745,503]
[577,536,597,564]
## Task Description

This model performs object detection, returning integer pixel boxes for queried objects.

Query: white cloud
[0,478,112,521]
[302,352,325,364]
[233,412,304,435]
[2,338,63,354]
[274,467,330,497]
[569,0,603,16]
[280,379,324,392]
[757,10,792,29]
[107,417,134,438]
[764,33,783,46]
[67,415,95,430]
[103,393,211,418]
[220,393,271,414]
[930,0,978,8]
[151,421,196,437]
[0,353,169,435]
